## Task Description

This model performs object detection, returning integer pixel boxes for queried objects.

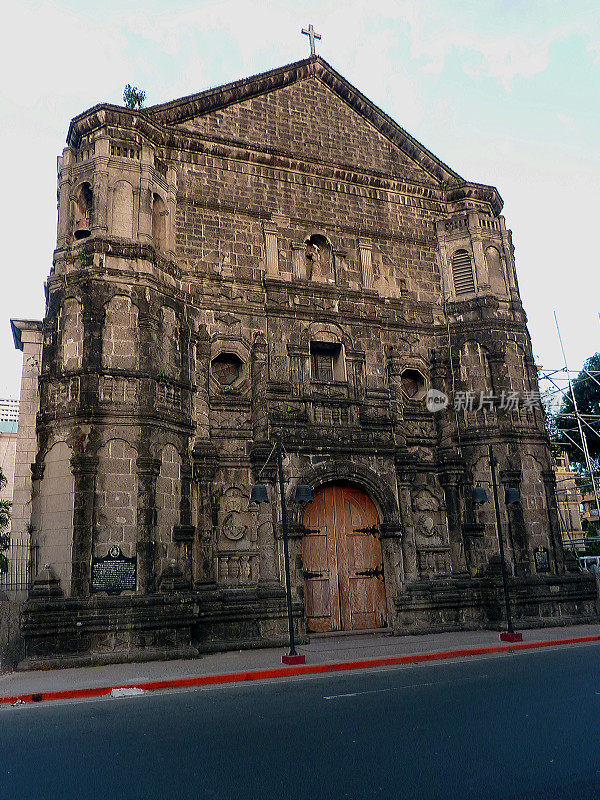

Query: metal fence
[0,539,37,592]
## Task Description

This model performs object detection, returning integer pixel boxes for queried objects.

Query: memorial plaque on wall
[91,545,137,594]
[534,547,550,573]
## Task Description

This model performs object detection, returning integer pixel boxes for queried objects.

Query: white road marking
[323,673,489,700]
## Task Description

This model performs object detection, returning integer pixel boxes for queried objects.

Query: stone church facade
[16,56,595,665]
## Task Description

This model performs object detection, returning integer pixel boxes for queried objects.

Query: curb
[2,633,599,706]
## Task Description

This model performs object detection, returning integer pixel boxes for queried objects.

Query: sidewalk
[1,623,599,704]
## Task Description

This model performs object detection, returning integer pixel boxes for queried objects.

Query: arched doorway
[302,484,387,632]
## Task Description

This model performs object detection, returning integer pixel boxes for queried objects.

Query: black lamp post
[473,444,523,643]
[250,433,313,665]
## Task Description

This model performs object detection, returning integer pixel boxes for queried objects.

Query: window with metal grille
[310,341,344,382]
[452,249,475,296]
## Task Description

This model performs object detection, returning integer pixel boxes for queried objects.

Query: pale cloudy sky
[1,0,598,397]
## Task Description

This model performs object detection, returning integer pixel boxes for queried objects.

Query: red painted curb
[2,633,599,706]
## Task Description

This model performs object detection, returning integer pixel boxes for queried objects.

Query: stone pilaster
[136,456,161,594]
[542,469,565,574]
[192,443,219,586]
[439,468,468,574]
[251,332,268,440]
[70,454,98,598]
[358,238,373,289]
[263,222,279,277]
[10,320,43,542]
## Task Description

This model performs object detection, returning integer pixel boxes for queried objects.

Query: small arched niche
[152,193,167,252]
[485,246,508,296]
[74,182,93,239]
[112,180,134,239]
[305,233,334,283]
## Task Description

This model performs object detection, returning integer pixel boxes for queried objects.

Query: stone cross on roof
[302,24,321,57]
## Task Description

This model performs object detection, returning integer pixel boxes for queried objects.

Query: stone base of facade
[394,573,598,635]
[19,593,200,669]
[16,574,597,667]
[194,584,308,653]
[18,585,308,668]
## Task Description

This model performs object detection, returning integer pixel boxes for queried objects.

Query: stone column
[387,348,404,443]
[439,469,468,574]
[166,165,178,259]
[291,243,305,280]
[251,332,268,440]
[358,238,374,289]
[468,212,488,291]
[500,468,528,574]
[396,460,418,581]
[10,320,43,542]
[57,148,73,248]
[192,448,219,587]
[257,481,279,586]
[70,454,98,598]
[263,223,279,277]
[136,455,161,594]
[138,142,154,244]
[92,135,110,236]
[193,328,210,443]
[174,460,195,584]
[542,469,565,574]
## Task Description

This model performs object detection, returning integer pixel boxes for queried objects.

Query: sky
[1,0,598,398]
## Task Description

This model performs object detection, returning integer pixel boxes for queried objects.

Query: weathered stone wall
[15,55,586,664]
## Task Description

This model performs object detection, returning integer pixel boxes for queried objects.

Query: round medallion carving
[222,512,248,541]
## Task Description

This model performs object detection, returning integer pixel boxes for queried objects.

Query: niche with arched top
[112,180,134,238]
[152,193,167,252]
[74,182,93,239]
[305,233,334,283]
[485,246,508,296]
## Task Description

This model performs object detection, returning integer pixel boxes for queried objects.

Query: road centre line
[323,673,489,700]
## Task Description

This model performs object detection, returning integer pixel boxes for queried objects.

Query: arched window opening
[74,182,93,239]
[305,234,334,283]
[452,249,475,296]
[152,194,167,252]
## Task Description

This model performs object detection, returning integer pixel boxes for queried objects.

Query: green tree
[553,352,600,470]
[0,469,11,573]
[123,84,146,109]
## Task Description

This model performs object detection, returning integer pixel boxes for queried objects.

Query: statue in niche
[305,233,334,283]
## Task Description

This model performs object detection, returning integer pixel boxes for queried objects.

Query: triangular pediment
[147,57,463,187]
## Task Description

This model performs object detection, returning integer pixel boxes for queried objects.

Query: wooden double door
[302,484,387,632]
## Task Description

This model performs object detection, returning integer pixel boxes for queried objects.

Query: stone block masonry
[11,55,595,665]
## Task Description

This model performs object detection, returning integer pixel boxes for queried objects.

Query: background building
[553,451,585,553]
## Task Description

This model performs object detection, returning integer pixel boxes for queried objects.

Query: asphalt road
[2,643,600,800]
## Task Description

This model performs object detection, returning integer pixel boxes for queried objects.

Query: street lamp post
[275,433,301,664]
[250,433,313,665]
[473,444,523,643]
